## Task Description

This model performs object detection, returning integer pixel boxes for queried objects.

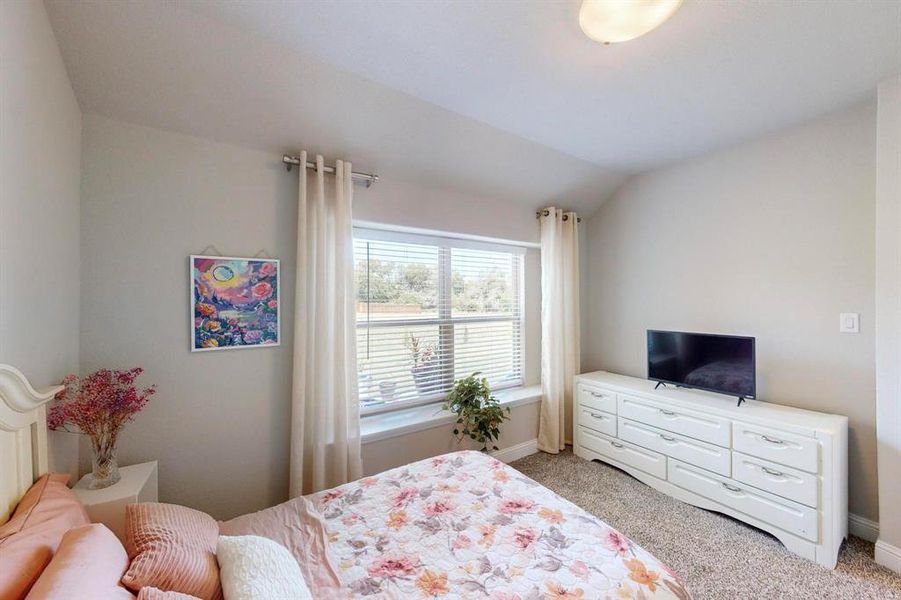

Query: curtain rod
[282,155,379,188]
[536,209,582,223]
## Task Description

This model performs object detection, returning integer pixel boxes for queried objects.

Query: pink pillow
[138,588,202,600]
[0,474,90,599]
[122,503,222,600]
[25,524,135,599]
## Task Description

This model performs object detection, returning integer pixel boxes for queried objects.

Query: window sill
[361,384,542,444]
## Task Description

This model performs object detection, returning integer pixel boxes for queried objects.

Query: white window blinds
[354,229,524,412]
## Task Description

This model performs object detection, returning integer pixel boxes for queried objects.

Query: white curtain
[538,207,581,454]
[290,152,363,497]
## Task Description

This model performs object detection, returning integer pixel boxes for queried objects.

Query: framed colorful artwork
[190,255,280,351]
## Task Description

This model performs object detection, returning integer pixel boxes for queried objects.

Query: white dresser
[574,371,848,568]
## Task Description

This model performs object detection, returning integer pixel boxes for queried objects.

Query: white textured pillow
[216,535,312,600]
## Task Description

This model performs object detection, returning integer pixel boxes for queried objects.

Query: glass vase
[90,438,121,490]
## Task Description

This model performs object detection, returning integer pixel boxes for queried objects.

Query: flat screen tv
[647,330,756,400]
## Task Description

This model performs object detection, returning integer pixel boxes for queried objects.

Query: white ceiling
[183,0,901,170]
[45,0,901,213]
[45,0,625,214]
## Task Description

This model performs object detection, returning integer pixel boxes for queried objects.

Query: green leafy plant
[443,372,510,451]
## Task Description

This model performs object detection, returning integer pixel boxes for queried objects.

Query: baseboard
[875,539,901,574]
[849,513,879,542]
[492,439,539,463]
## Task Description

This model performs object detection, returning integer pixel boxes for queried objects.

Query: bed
[1,364,690,599]
[222,456,691,598]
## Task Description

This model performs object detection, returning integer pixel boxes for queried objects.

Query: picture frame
[190,255,281,352]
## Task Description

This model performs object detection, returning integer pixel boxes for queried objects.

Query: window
[354,228,524,412]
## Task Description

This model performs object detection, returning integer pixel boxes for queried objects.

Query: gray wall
[0,0,82,475]
[363,401,541,476]
[582,102,879,521]
[81,114,542,519]
[0,0,81,385]
[875,74,901,564]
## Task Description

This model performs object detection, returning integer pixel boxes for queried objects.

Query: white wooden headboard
[0,365,63,524]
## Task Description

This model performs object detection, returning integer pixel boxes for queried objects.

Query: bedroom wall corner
[0,0,83,479]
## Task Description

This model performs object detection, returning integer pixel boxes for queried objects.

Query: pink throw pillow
[25,523,135,599]
[137,588,203,600]
[121,503,222,600]
[0,474,90,599]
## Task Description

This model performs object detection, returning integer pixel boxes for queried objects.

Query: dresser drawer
[732,452,819,508]
[668,460,818,542]
[578,406,617,437]
[618,417,731,476]
[577,385,617,414]
[732,422,819,473]
[618,394,731,447]
[577,427,667,479]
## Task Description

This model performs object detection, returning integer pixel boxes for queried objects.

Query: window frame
[354,226,527,416]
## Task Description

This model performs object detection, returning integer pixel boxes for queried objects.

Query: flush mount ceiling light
[579,0,682,44]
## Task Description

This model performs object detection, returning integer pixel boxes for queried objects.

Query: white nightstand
[72,461,158,543]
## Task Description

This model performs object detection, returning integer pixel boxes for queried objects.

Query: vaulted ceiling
[46,0,901,213]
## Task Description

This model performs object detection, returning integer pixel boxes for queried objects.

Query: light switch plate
[840,313,860,333]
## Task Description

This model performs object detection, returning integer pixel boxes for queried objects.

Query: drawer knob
[761,466,785,477]
[611,441,624,449]
[659,434,676,442]
[589,412,606,419]
[721,483,742,493]
[761,435,785,445]
[659,409,677,417]
[591,392,606,398]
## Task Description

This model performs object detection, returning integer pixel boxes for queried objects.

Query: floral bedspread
[309,451,690,599]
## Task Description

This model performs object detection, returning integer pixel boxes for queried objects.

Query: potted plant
[442,372,510,451]
[48,368,155,489]
[408,335,437,395]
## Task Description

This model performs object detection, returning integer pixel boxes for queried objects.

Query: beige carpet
[510,450,901,600]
